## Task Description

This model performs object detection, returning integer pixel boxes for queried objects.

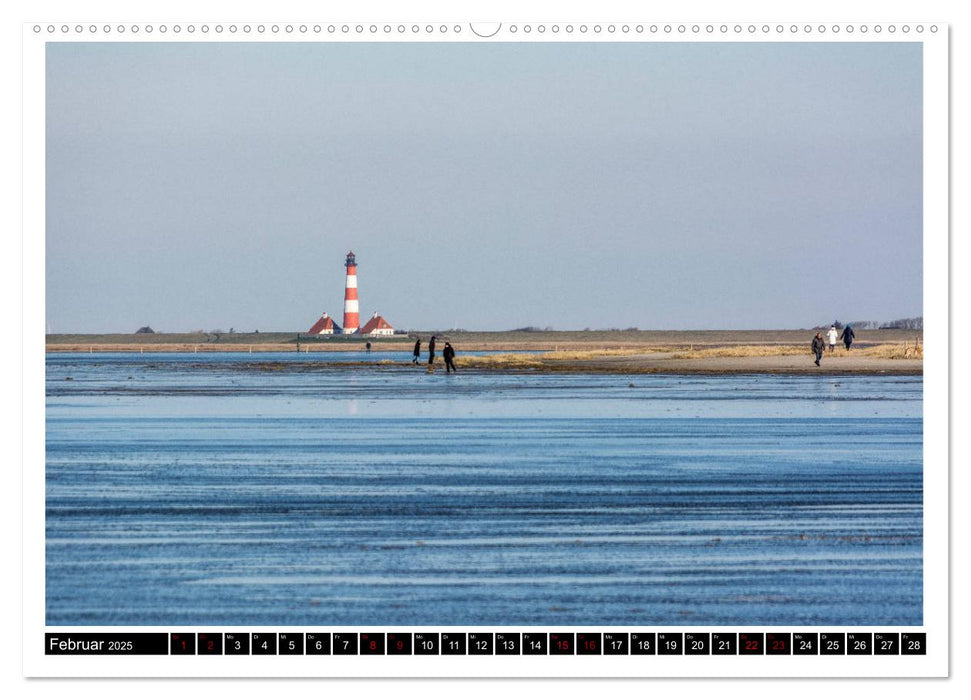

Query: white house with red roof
[307,312,342,335]
[358,312,394,336]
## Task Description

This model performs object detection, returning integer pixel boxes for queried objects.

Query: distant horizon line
[46,324,924,336]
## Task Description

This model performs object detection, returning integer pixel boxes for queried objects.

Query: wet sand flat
[46,353,922,626]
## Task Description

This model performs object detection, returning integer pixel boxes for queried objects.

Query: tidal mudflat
[46,353,922,626]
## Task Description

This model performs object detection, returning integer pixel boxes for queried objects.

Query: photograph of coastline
[45,40,922,627]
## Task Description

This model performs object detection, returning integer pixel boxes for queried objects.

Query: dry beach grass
[670,342,922,360]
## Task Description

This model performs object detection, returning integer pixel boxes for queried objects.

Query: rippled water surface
[46,353,922,626]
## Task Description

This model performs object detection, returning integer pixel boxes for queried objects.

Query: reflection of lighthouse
[342,251,360,334]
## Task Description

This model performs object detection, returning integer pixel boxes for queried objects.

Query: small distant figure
[840,324,856,351]
[365,341,372,354]
[811,333,825,367]
[827,325,838,352]
[443,342,457,373]
[428,335,437,365]
[412,338,422,364]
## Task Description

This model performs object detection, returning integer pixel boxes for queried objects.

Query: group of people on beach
[811,324,856,366]
[412,336,457,373]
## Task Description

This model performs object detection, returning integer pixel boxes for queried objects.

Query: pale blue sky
[46,41,921,332]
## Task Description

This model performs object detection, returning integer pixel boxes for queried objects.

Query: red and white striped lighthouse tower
[342,251,360,334]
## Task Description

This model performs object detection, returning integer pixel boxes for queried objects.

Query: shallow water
[46,353,922,626]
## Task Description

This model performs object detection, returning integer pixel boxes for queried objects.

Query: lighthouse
[304,251,395,336]
[342,251,360,334]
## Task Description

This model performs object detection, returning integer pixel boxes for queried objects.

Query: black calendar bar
[360,632,385,655]
[469,632,494,655]
[388,632,412,655]
[794,633,818,655]
[550,632,574,655]
[658,632,683,655]
[577,632,602,655]
[252,632,276,655]
[171,633,195,655]
[279,632,304,655]
[43,631,926,656]
[306,632,330,655]
[604,632,628,655]
[767,633,791,655]
[712,633,737,655]
[198,633,222,655]
[902,633,926,655]
[874,633,899,655]
[685,632,710,655]
[523,632,547,655]
[496,632,521,655]
[441,632,466,655]
[631,633,656,654]
[225,633,249,655]
[414,632,439,655]
[739,632,764,655]
[45,633,169,655]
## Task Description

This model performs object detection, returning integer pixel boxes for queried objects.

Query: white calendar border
[21,17,949,680]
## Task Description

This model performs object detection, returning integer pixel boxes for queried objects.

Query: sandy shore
[45,330,922,374]
[534,352,922,375]
[190,351,921,376]
[393,350,923,375]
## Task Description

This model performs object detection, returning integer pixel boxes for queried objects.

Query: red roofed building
[358,312,394,336]
[308,312,342,335]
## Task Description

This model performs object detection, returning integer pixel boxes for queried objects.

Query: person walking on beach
[840,324,856,351]
[827,325,838,352]
[811,333,825,367]
[428,335,437,366]
[443,342,457,373]
[412,338,422,365]
[365,341,372,355]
